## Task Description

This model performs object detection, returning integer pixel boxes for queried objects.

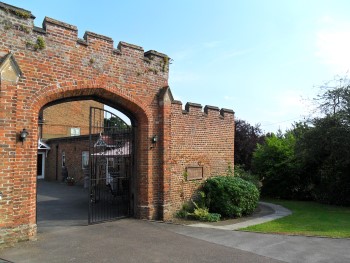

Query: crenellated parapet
[171,100,234,119]
[0,2,170,74]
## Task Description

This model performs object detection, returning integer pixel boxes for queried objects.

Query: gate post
[0,82,17,246]
[158,86,173,220]
[0,79,37,246]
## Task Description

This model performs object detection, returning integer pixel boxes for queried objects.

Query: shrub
[175,201,193,219]
[203,176,259,218]
[234,165,261,191]
[188,200,221,222]
[175,199,221,222]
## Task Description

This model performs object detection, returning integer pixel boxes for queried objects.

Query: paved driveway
[0,181,349,263]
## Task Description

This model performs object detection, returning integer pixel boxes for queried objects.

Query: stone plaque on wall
[186,167,203,180]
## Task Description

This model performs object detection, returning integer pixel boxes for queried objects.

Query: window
[82,151,89,169]
[62,151,66,167]
[70,127,80,136]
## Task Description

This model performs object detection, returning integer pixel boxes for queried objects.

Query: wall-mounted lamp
[151,135,158,144]
[20,128,29,143]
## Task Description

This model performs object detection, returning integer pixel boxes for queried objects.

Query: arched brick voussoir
[27,80,151,124]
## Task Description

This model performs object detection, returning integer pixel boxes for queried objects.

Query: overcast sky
[9,0,350,132]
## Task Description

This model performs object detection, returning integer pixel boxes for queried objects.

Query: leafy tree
[252,132,305,199]
[251,75,350,205]
[315,75,350,121]
[252,123,315,200]
[234,119,264,170]
[104,116,130,133]
[300,75,350,205]
[298,116,350,205]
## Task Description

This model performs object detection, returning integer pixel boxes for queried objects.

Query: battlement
[0,1,170,70]
[0,2,35,19]
[171,100,234,119]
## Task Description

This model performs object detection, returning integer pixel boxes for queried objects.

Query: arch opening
[35,92,146,229]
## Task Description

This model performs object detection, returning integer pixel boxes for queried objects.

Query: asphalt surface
[0,181,349,263]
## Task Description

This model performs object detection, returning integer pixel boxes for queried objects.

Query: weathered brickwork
[0,2,234,247]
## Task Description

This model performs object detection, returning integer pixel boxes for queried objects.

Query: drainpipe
[55,144,59,181]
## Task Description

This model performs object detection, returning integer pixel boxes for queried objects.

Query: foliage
[251,75,350,206]
[298,75,350,205]
[175,201,193,219]
[104,116,130,132]
[162,56,172,72]
[26,36,46,51]
[234,165,260,191]
[7,8,31,19]
[241,199,350,238]
[252,132,309,199]
[202,176,259,218]
[175,208,190,219]
[189,200,221,222]
[297,116,350,205]
[234,119,264,170]
[19,24,30,33]
[35,36,46,50]
[226,163,234,176]
[314,75,350,122]
[175,198,221,222]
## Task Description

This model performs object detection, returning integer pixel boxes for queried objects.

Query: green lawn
[240,199,350,238]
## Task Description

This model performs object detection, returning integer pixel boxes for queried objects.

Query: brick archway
[30,82,154,219]
[1,82,159,245]
[0,2,234,247]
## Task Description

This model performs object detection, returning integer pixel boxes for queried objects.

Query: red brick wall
[0,2,234,247]
[42,100,103,139]
[169,102,235,215]
[44,136,90,184]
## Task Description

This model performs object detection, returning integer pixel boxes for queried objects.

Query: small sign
[186,167,203,180]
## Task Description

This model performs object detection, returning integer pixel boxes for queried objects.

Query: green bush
[175,199,221,222]
[175,201,193,219]
[188,200,221,222]
[203,176,259,218]
[234,165,261,191]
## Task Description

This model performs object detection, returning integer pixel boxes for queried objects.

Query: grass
[240,199,350,238]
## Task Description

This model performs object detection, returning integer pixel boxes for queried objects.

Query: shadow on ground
[36,180,88,230]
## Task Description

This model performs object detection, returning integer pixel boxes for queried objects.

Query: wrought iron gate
[89,107,132,224]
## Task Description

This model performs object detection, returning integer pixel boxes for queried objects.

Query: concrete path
[1,181,350,263]
[160,223,350,263]
[188,202,292,230]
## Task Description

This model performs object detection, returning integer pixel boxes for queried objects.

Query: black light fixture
[151,135,158,144]
[20,128,29,143]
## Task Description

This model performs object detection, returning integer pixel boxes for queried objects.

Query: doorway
[37,152,45,179]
